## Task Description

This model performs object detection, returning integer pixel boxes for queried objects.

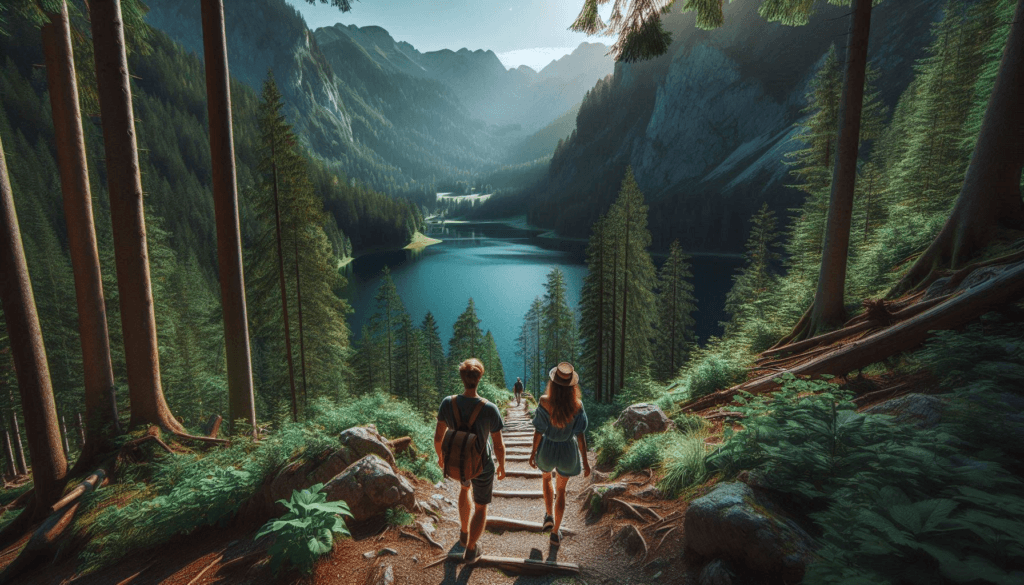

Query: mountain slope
[532,0,944,252]
[314,24,614,134]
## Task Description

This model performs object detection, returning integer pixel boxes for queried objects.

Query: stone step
[493,490,544,499]
[505,455,529,462]
[475,556,580,576]
[485,517,573,534]
[503,469,543,478]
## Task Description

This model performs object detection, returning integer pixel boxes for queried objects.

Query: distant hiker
[528,362,590,546]
[434,358,507,564]
[514,377,524,406]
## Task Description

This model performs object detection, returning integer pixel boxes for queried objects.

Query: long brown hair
[544,380,582,428]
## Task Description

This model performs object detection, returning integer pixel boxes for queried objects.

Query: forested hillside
[526,0,944,252]
[0,8,421,433]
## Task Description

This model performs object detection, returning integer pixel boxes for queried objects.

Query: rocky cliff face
[536,0,944,252]
[315,23,614,134]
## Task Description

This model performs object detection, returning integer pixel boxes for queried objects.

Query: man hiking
[513,376,524,406]
[434,358,506,564]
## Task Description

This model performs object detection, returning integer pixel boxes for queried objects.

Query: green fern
[255,484,352,575]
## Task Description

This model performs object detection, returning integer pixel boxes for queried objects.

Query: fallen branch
[631,503,662,522]
[51,463,111,513]
[851,383,911,407]
[684,260,1024,413]
[650,511,682,529]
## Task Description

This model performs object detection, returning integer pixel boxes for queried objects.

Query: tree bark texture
[200,0,257,437]
[808,0,873,335]
[0,135,68,508]
[91,0,184,432]
[42,1,121,470]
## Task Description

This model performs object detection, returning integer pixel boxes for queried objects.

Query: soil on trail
[3,402,688,585]
[308,401,690,585]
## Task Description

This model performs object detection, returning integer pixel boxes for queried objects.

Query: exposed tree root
[771,306,811,349]
[609,498,646,522]
[0,489,33,515]
[684,259,1024,414]
[760,294,949,360]
[655,525,678,553]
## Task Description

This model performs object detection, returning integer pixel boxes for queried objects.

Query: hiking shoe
[459,531,468,548]
[542,515,554,531]
[464,544,483,564]
[550,530,562,547]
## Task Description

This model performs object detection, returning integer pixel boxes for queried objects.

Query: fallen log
[759,294,949,360]
[684,259,1024,413]
[474,556,580,576]
[51,464,110,513]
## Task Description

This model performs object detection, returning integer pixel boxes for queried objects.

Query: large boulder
[684,482,815,582]
[324,455,416,523]
[338,425,397,469]
[615,403,674,440]
[866,393,947,428]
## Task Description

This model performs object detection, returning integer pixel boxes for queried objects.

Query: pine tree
[421,312,445,403]
[449,298,483,365]
[610,168,657,396]
[653,240,697,381]
[520,297,544,394]
[371,266,405,395]
[542,267,576,370]
[481,330,505,388]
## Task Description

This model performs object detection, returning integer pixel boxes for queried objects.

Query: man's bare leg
[458,484,472,536]
[466,502,488,552]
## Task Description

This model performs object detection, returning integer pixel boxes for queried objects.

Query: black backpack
[441,396,488,481]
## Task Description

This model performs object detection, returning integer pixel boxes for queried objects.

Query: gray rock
[615,524,647,558]
[581,483,628,516]
[367,564,395,585]
[324,455,416,523]
[588,470,611,485]
[866,393,946,428]
[699,559,737,585]
[338,425,397,469]
[363,551,376,559]
[635,485,663,500]
[615,403,674,440]
[417,520,435,535]
[684,482,815,582]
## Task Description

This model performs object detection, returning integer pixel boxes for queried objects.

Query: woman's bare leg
[542,472,554,516]
[552,474,570,533]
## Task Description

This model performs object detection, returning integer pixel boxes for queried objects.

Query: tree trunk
[75,412,85,447]
[59,415,71,458]
[609,239,618,403]
[806,0,872,337]
[0,135,68,511]
[42,1,121,473]
[596,232,604,403]
[619,201,630,393]
[892,0,1024,296]
[270,141,298,423]
[91,0,184,433]
[2,427,15,479]
[293,233,307,407]
[201,0,257,437]
[9,412,27,476]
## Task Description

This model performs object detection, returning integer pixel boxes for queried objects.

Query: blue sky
[283,0,611,70]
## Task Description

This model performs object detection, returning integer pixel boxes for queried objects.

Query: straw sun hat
[548,362,579,386]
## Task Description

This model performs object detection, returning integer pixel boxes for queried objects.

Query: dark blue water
[340,221,741,389]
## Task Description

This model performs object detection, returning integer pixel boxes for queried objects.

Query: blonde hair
[458,358,484,389]
[544,380,581,428]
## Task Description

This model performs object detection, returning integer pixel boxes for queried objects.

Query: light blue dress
[532,404,589,477]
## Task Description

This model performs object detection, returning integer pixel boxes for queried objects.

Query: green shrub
[478,381,512,408]
[658,435,708,498]
[256,484,352,575]
[616,433,671,474]
[673,412,711,437]
[592,420,627,467]
[686,353,744,400]
[395,449,442,484]
[709,373,1024,585]
[619,371,658,405]
[384,506,414,528]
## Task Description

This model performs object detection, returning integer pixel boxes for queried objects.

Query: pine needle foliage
[256,483,352,575]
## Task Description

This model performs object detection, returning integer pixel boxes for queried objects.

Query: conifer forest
[0,0,1023,583]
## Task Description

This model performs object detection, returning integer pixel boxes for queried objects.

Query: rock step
[474,556,580,576]
[505,455,529,462]
[493,490,544,499]
[503,469,543,478]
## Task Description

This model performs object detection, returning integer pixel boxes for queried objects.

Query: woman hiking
[527,362,591,546]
